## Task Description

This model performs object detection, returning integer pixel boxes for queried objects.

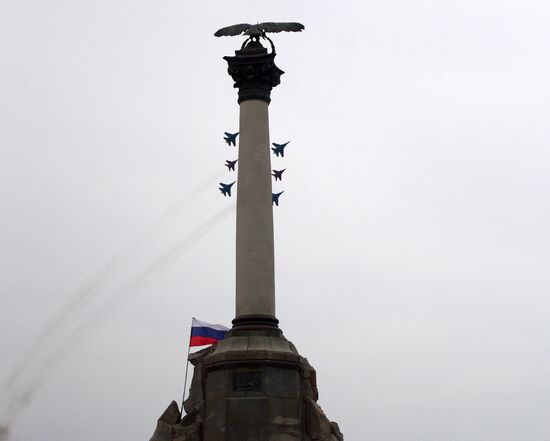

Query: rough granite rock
[184,347,211,413]
[304,399,343,441]
[149,400,205,441]
[149,401,181,441]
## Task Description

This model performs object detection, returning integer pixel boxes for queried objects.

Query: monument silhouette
[149,24,343,441]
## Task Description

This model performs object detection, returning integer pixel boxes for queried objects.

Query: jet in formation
[219,182,236,197]
[271,169,286,181]
[225,159,238,171]
[272,191,284,206]
[224,132,239,146]
[272,141,289,157]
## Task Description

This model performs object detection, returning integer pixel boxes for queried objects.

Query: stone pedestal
[201,328,301,440]
[149,329,343,441]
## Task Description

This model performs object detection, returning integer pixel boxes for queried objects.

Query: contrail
[0,171,221,400]
[0,202,235,429]
[0,425,9,441]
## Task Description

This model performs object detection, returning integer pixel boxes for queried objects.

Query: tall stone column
[235,100,275,319]
[224,40,283,328]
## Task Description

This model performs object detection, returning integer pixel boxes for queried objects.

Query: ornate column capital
[224,40,284,104]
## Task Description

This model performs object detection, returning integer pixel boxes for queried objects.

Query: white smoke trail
[0,425,9,441]
[1,171,221,397]
[0,171,226,433]
[0,202,235,429]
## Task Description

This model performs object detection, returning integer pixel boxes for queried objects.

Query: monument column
[224,40,284,328]
[149,27,344,441]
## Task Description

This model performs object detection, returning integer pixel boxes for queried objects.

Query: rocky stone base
[149,400,202,441]
[150,335,343,441]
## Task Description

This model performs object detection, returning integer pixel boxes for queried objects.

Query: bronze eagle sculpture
[214,22,305,38]
[214,22,304,52]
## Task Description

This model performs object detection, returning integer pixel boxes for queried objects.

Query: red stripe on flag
[189,336,218,347]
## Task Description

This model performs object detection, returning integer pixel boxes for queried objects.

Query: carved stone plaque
[232,371,262,392]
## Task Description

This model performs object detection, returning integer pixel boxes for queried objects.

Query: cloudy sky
[1,1,549,440]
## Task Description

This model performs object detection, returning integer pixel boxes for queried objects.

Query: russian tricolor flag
[189,318,229,347]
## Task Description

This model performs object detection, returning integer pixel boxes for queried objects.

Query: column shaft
[235,99,275,318]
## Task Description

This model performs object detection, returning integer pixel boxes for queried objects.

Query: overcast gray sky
[1,1,549,440]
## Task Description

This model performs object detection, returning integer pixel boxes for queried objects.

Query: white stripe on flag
[192,318,230,331]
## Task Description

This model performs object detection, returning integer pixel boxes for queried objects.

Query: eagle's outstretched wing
[258,22,305,34]
[214,23,251,37]
[214,22,305,37]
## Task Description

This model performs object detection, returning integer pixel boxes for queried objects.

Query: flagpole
[180,317,194,418]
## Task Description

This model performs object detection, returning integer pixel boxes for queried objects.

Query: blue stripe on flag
[191,326,227,341]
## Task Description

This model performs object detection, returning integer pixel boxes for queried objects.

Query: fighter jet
[272,191,284,206]
[224,132,239,146]
[271,169,286,181]
[225,159,238,171]
[271,141,290,157]
[219,182,236,197]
